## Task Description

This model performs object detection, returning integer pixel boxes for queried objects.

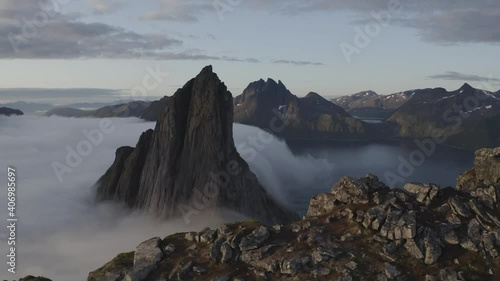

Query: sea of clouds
[0,116,333,280]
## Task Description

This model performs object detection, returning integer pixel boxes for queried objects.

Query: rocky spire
[96,66,298,225]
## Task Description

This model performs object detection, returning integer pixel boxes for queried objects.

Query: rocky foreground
[81,147,500,281]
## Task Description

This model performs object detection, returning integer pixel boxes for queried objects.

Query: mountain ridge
[234,79,366,139]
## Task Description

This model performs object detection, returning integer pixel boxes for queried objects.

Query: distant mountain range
[331,90,414,119]
[3,81,500,149]
[0,100,155,115]
[45,101,151,118]
[234,79,366,139]
[388,83,500,148]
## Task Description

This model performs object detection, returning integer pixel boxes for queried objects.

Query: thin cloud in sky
[85,0,125,14]
[137,0,500,44]
[427,72,500,83]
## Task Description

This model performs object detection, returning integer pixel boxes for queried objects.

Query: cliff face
[140,96,170,121]
[234,79,366,139]
[96,66,298,225]
[88,147,500,281]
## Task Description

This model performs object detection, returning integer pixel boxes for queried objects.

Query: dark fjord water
[283,140,474,215]
[234,125,475,216]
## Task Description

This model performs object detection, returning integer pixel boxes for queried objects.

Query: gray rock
[307,193,337,217]
[210,235,227,262]
[311,247,343,264]
[331,177,369,204]
[404,183,439,206]
[377,274,389,281]
[200,229,218,243]
[185,232,198,242]
[472,148,500,187]
[405,239,424,260]
[125,237,163,281]
[239,226,270,251]
[448,197,472,218]
[218,224,231,235]
[230,228,246,249]
[460,237,479,252]
[164,244,176,255]
[221,242,233,263]
[424,232,442,265]
[312,267,331,277]
[280,255,310,275]
[384,263,401,278]
[467,219,482,245]
[345,261,358,271]
[469,199,494,224]
[192,265,206,275]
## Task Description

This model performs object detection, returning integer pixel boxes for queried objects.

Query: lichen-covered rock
[331,177,370,204]
[404,183,439,206]
[457,147,500,206]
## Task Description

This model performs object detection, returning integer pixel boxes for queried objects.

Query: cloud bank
[0,116,333,279]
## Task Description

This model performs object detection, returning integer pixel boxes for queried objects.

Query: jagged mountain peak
[459,82,475,91]
[304,91,323,99]
[95,66,297,225]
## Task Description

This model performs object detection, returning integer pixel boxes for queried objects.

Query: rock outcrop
[96,66,297,225]
[0,107,24,116]
[457,147,500,208]
[88,147,500,281]
[234,79,366,139]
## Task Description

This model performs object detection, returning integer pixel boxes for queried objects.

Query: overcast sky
[0,0,499,99]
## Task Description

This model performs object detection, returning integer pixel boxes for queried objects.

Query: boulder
[331,177,369,204]
[404,183,439,206]
[124,238,163,281]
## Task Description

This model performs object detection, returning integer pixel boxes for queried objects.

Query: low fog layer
[0,116,333,280]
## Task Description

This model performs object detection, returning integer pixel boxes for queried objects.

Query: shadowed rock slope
[234,79,366,139]
[95,66,297,225]
[140,95,170,121]
[89,147,500,281]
